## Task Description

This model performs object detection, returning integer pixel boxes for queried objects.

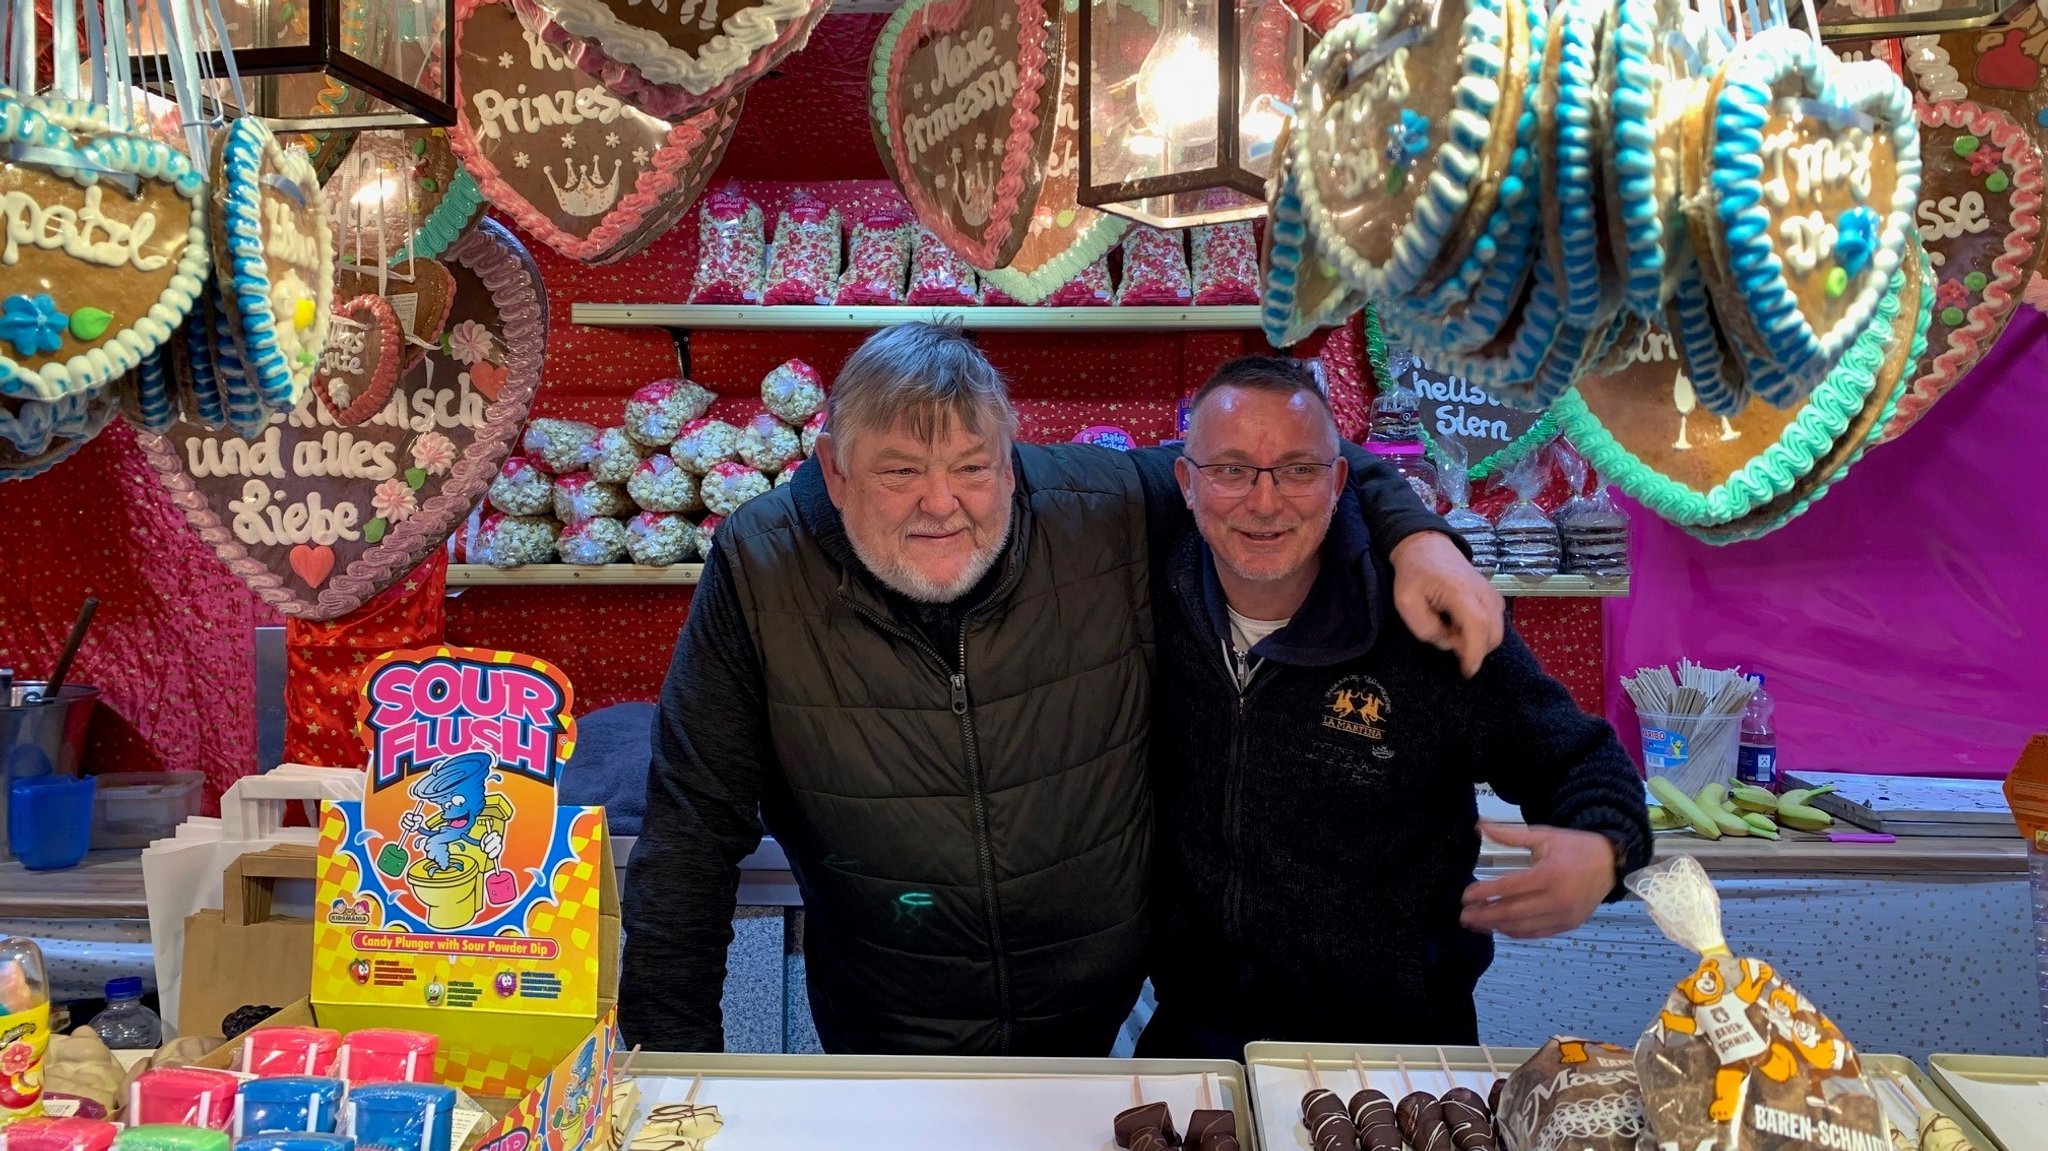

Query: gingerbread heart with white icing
[210,118,336,413]
[509,0,828,120]
[1883,99,2042,443]
[452,0,745,264]
[337,259,459,375]
[878,0,1058,269]
[1689,29,1920,406]
[136,219,545,619]
[1261,118,1368,348]
[0,97,211,405]
[315,295,405,426]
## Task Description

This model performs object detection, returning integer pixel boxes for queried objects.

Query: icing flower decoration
[0,294,69,357]
[446,320,494,365]
[371,477,418,523]
[1384,109,1431,182]
[1935,278,1971,312]
[411,431,457,476]
[1833,207,1880,277]
[270,273,315,360]
[1968,146,2003,178]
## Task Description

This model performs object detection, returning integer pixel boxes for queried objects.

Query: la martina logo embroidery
[1323,675,1391,747]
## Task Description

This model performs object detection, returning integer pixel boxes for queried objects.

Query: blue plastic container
[234,1136,353,1151]
[236,1078,346,1136]
[345,1085,455,1151]
[8,774,94,870]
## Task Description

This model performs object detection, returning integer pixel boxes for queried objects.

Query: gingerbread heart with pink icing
[453,0,745,264]
[314,295,405,426]
[1883,98,2042,443]
[877,0,1057,269]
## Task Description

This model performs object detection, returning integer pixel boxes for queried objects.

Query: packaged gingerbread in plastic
[687,185,766,305]
[1628,856,1888,1151]
[1498,1038,1655,1151]
[1436,440,1500,577]
[762,190,843,306]
[1494,455,1561,582]
[1556,454,1631,584]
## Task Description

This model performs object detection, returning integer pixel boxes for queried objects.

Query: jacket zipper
[838,587,1015,1054]
[1181,576,1269,968]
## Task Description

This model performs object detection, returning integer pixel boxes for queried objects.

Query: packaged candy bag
[736,410,802,474]
[702,461,771,516]
[556,518,629,566]
[624,378,716,448]
[627,454,702,514]
[1114,227,1193,306]
[907,226,981,306]
[800,410,826,456]
[687,185,766,305]
[587,427,648,484]
[762,190,843,306]
[760,359,826,426]
[1629,857,1889,1151]
[470,514,558,568]
[520,419,598,474]
[487,457,551,516]
[834,209,913,305]
[1045,253,1114,306]
[625,512,701,566]
[1191,222,1259,306]
[671,418,742,474]
[1498,1038,1655,1151]
[553,474,634,524]
[697,513,724,552]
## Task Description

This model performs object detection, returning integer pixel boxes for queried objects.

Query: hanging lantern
[1078,0,1302,227]
[1815,0,2019,41]
[126,0,455,128]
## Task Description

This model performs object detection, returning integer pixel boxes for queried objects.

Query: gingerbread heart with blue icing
[210,117,336,414]
[0,97,210,405]
[1687,29,1920,406]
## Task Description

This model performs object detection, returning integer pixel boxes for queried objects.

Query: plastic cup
[240,1028,342,1079]
[484,870,516,905]
[129,1068,241,1130]
[346,1085,455,1151]
[8,775,95,871]
[4,1118,120,1151]
[233,1137,353,1151]
[1635,710,1742,798]
[336,1031,438,1085]
[114,1127,231,1151]
[234,1077,345,1137]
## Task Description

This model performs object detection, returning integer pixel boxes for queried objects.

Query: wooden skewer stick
[1131,1075,1144,1108]
[1353,1053,1371,1091]
[1481,1046,1501,1081]
[1201,1072,1215,1112]
[1436,1046,1457,1092]
[1393,1053,1414,1096]
[1305,1052,1324,1091]
[684,1075,701,1106]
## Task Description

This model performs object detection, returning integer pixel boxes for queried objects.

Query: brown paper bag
[177,845,317,1039]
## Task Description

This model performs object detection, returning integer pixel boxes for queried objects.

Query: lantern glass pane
[1088,0,1223,188]
[1236,0,1298,183]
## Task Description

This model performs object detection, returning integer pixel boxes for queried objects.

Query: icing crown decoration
[545,156,625,217]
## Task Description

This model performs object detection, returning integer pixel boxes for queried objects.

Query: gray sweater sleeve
[1466,627,1654,885]
[619,542,770,1052]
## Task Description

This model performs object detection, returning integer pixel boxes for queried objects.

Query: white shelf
[448,564,1625,596]
[569,303,1263,332]
[448,563,703,586]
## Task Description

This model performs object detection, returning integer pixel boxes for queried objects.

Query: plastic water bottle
[87,977,161,1049]
[1738,675,1779,788]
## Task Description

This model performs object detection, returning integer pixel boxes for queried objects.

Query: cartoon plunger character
[397,752,515,929]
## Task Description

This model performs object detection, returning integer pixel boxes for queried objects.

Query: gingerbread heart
[315,296,405,426]
[1261,117,1367,347]
[337,259,459,375]
[1555,253,1927,534]
[452,0,745,264]
[324,129,487,263]
[1689,30,1920,404]
[0,388,118,482]
[510,0,829,119]
[136,219,546,619]
[210,117,336,413]
[1882,99,2042,443]
[0,97,210,405]
[878,0,1058,269]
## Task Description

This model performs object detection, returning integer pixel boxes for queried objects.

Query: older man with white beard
[620,323,1506,1057]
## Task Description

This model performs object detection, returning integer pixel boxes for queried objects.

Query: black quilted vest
[718,443,1154,1055]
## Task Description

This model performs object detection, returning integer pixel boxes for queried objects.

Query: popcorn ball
[761,358,826,425]
[556,517,629,566]
[521,418,598,474]
[775,457,806,487]
[1114,226,1194,305]
[907,225,980,306]
[488,455,552,516]
[687,185,765,305]
[588,426,648,484]
[625,512,701,566]
[833,209,912,305]
[627,454,703,513]
[471,513,558,568]
[702,461,771,516]
[671,418,742,473]
[624,378,717,447]
[800,410,827,456]
[553,473,635,524]
[737,409,803,474]
[1191,221,1259,306]
[698,513,724,552]
[762,190,842,306]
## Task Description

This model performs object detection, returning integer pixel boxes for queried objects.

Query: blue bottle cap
[106,977,143,999]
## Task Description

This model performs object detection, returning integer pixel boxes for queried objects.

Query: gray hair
[825,322,1020,466]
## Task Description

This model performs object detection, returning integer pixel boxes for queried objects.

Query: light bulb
[1126,133,1166,158]
[352,174,404,207]
[1135,32,1218,141]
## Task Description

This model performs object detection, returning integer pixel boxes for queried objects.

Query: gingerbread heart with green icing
[0,97,210,405]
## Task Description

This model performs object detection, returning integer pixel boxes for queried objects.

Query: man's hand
[1460,821,1618,938]
[1389,532,1504,677]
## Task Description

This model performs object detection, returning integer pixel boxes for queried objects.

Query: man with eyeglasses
[1137,357,1651,1058]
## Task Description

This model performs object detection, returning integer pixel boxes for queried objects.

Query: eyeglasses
[1185,460,1338,497]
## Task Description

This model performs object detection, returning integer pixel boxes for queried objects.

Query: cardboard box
[178,845,318,1039]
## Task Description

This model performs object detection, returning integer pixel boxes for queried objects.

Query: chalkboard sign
[1394,350,1555,479]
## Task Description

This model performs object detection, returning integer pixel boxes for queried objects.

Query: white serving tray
[1925,1052,2048,1151]
[1243,1043,1533,1151]
[619,1052,1254,1151]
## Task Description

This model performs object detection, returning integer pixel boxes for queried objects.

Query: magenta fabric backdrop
[1604,308,2048,779]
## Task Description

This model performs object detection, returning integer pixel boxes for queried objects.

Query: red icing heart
[470,360,507,401]
[880,0,1057,268]
[313,295,404,426]
[136,220,545,619]
[1973,27,2041,91]
[289,544,336,588]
